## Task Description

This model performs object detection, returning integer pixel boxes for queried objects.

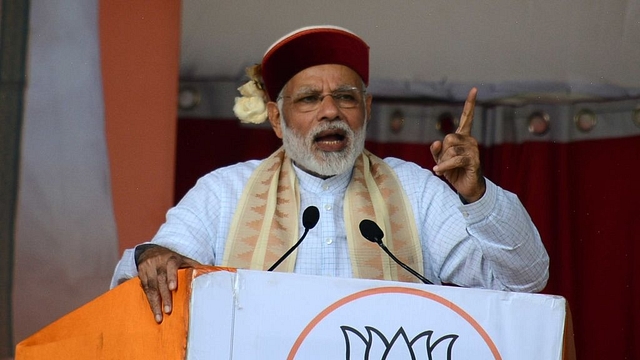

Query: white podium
[188,268,567,359]
[16,266,574,359]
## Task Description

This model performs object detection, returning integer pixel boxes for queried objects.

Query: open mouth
[313,129,348,152]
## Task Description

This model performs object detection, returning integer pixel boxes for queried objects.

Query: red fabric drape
[174,119,282,203]
[176,118,639,359]
[483,137,640,359]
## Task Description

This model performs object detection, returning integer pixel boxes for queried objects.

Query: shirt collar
[292,162,353,194]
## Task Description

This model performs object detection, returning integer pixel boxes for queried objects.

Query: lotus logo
[341,326,458,360]
[287,287,501,359]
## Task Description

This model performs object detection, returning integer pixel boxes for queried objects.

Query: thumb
[180,256,201,268]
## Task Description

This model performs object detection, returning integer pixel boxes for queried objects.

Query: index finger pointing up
[456,87,478,135]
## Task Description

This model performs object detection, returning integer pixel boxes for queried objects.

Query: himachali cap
[261,25,370,101]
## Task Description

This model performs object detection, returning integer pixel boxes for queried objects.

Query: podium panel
[188,268,567,359]
[16,267,571,359]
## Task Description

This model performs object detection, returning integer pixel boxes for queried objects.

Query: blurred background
[1,1,639,358]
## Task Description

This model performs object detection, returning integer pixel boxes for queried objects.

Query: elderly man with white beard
[111,26,550,324]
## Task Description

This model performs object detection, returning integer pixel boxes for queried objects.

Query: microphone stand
[376,242,432,285]
[267,206,319,272]
[267,228,310,272]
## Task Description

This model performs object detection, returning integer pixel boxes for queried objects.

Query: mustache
[308,121,353,140]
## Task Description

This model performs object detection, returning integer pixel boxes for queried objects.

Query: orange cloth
[15,267,227,359]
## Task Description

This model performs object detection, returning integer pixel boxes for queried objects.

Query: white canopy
[180,0,640,101]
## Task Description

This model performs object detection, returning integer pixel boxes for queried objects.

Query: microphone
[359,219,433,285]
[268,206,320,271]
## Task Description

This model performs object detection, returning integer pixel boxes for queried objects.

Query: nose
[316,94,341,121]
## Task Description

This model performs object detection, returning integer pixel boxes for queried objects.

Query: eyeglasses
[278,86,366,113]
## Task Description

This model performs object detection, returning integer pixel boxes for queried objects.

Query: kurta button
[326,238,333,245]
[324,204,332,211]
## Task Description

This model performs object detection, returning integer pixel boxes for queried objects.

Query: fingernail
[155,314,162,323]
[169,281,176,290]
[164,305,171,314]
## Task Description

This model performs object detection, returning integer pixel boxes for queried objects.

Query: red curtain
[176,118,640,359]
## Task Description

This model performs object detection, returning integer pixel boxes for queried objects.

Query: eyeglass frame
[276,85,367,113]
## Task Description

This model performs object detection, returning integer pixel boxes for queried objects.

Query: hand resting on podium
[135,244,200,323]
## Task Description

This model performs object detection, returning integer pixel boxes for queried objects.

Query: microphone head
[359,219,384,244]
[302,206,320,230]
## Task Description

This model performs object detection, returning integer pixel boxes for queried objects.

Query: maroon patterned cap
[261,26,370,101]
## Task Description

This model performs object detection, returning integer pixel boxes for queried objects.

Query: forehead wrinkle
[291,85,321,95]
[291,83,360,96]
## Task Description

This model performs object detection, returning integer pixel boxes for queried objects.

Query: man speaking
[111,25,549,324]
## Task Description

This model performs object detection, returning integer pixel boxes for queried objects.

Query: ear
[267,101,283,139]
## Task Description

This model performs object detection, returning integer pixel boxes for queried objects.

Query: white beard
[281,118,367,177]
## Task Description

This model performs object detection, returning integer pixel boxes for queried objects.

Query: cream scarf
[222,147,423,283]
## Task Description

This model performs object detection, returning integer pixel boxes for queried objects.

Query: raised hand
[430,88,486,203]
[136,245,200,323]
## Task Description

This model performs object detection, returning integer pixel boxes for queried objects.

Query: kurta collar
[292,162,353,194]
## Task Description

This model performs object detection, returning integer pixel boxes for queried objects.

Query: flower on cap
[233,65,268,124]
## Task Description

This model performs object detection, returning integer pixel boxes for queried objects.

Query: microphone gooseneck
[268,206,320,272]
[359,219,433,285]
